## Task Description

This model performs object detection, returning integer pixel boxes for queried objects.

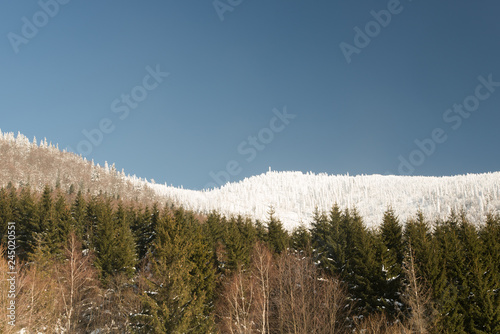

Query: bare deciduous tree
[273,252,350,334]
[54,232,100,333]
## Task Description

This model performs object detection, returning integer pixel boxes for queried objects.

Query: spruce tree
[70,190,87,241]
[343,208,383,314]
[48,192,71,256]
[433,212,466,332]
[379,208,404,314]
[266,206,288,254]
[16,187,38,259]
[224,217,248,271]
[135,209,215,332]
[93,198,115,279]
[112,202,137,278]
[290,222,312,255]
[478,214,500,333]
[0,188,13,246]
[310,207,334,273]
[328,203,346,275]
[459,214,499,333]
[205,211,225,248]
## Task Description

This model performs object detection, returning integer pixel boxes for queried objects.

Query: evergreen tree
[134,203,162,260]
[0,188,13,245]
[48,192,71,256]
[93,198,115,279]
[135,210,215,332]
[205,210,225,248]
[266,206,288,254]
[343,208,383,314]
[459,214,499,333]
[326,203,347,275]
[290,222,312,255]
[112,202,137,278]
[379,208,404,314]
[84,195,100,250]
[433,212,466,332]
[17,187,38,259]
[310,207,334,273]
[70,190,87,241]
[224,217,248,271]
[478,214,500,333]
[93,199,136,280]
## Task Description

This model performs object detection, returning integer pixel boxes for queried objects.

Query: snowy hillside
[142,171,500,230]
[2,130,499,230]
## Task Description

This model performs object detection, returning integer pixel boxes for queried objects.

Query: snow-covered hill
[2,130,499,230]
[142,171,500,230]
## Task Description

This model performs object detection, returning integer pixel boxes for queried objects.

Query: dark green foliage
[290,222,312,255]
[433,212,467,332]
[0,188,12,245]
[70,190,87,241]
[49,192,71,255]
[310,207,335,273]
[266,206,288,254]
[310,204,346,275]
[379,208,404,314]
[205,210,225,247]
[1,184,499,333]
[134,203,162,260]
[478,214,500,333]
[342,208,384,313]
[134,209,216,333]
[224,217,250,271]
[94,200,136,280]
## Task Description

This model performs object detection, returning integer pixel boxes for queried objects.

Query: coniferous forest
[1,185,499,333]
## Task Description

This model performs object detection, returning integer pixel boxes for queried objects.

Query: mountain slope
[2,130,499,230]
[147,171,500,229]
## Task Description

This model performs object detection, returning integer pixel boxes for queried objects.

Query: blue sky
[1,0,499,190]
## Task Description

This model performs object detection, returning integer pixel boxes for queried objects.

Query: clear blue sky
[1,0,499,189]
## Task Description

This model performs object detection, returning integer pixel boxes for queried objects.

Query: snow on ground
[133,171,500,230]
